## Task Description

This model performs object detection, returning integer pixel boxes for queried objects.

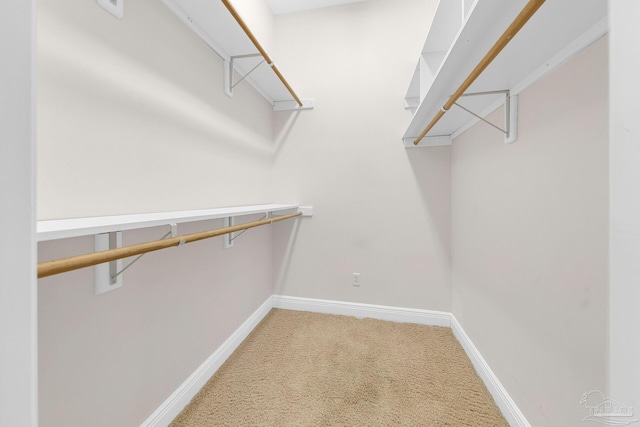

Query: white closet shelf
[37,204,303,242]
[161,0,312,111]
[403,0,607,147]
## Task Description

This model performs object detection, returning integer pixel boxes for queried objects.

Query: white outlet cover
[97,0,123,18]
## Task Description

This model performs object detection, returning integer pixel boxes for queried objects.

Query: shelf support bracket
[95,231,123,295]
[454,90,518,144]
[223,54,314,111]
[223,207,313,249]
[95,224,177,295]
[224,53,264,98]
[223,216,235,248]
[224,213,270,248]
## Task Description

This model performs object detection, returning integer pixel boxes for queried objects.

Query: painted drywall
[270,0,452,311]
[0,1,37,426]
[451,37,609,426]
[609,0,640,412]
[36,0,283,425]
[38,218,274,427]
[37,0,276,220]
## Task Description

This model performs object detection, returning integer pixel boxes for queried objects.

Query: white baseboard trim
[450,315,531,427]
[272,295,451,327]
[140,296,274,427]
[142,295,528,427]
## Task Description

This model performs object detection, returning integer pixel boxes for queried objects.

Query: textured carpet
[170,309,509,426]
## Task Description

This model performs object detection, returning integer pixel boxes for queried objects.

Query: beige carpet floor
[170,309,509,426]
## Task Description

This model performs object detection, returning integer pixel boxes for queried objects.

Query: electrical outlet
[352,273,361,287]
[97,0,123,18]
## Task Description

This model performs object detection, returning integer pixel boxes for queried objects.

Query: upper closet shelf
[403,0,608,148]
[37,204,306,242]
[161,0,313,111]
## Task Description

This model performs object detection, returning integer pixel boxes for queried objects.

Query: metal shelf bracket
[95,231,123,295]
[224,213,268,249]
[224,53,264,98]
[455,90,518,144]
[223,206,312,249]
[223,216,235,249]
[94,224,177,295]
[224,54,314,111]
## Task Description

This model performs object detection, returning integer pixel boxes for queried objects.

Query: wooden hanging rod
[38,211,302,279]
[414,0,546,145]
[221,0,303,107]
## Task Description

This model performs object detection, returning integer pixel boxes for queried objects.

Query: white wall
[270,0,452,311]
[451,37,609,426]
[0,1,37,426]
[38,218,274,426]
[609,0,640,411]
[36,0,282,425]
[37,0,276,220]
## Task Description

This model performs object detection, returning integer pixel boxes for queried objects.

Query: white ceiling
[266,0,367,15]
